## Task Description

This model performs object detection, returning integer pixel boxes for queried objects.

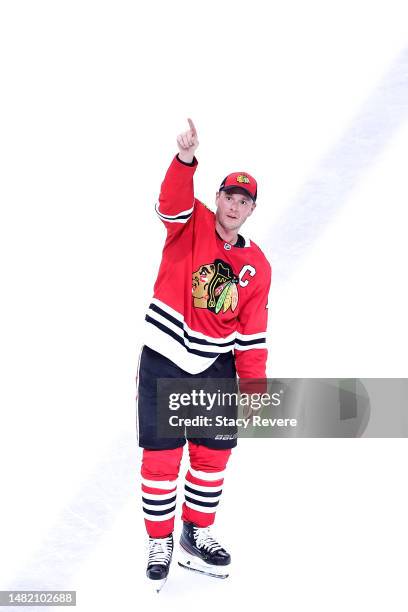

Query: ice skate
[178,521,231,579]
[146,534,173,592]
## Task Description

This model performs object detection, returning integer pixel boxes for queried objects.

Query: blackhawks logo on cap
[236,174,250,184]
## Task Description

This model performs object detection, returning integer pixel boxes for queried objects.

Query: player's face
[215,189,256,231]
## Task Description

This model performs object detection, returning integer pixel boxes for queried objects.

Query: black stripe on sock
[143,505,176,516]
[184,485,222,498]
[184,496,219,508]
[142,495,177,506]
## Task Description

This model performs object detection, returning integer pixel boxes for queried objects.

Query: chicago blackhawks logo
[192,259,239,313]
[236,174,250,184]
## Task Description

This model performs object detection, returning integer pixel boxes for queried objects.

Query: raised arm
[155,118,200,231]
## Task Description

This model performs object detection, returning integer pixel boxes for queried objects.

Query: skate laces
[148,536,173,565]
[193,527,223,553]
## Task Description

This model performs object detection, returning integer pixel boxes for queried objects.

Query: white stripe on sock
[142,490,177,501]
[184,480,223,493]
[141,477,177,490]
[142,500,176,512]
[188,468,225,481]
[143,510,176,522]
[184,490,220,503]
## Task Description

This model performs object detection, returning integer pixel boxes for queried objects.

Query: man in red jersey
[137,119,272,591]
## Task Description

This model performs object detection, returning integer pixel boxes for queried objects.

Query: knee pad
[187,441,232,473]
[141,447,183,480]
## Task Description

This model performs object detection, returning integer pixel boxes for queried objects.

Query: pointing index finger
[187,118,197,137]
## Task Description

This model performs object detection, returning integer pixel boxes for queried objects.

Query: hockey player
[137,118,272,591]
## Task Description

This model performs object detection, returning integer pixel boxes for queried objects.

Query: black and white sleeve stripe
[155,202,194,224]
[234,331,267,351]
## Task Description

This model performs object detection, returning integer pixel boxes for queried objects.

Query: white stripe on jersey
[234,342,267,351]
[155,202,194,221]
[143,321,220,374]
[151,298,237,344]
[147,307,235,353]
[236,330,267,341]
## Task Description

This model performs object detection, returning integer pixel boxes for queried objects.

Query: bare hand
[177,118,199,162]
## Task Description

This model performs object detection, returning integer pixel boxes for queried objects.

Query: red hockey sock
[141,447,183,538]
[181,442,232,528]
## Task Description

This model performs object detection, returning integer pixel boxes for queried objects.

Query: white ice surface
[1,1,407,610]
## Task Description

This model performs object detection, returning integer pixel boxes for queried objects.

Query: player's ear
[248,202,257,215]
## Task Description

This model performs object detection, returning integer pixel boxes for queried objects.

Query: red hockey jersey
[143,154,272,378]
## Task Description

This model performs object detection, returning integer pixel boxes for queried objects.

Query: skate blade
[147,576,168,593]
[178,549,229,579]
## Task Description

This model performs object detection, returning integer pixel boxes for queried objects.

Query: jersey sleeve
[154,154,198,234]
[234,262,272,382]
